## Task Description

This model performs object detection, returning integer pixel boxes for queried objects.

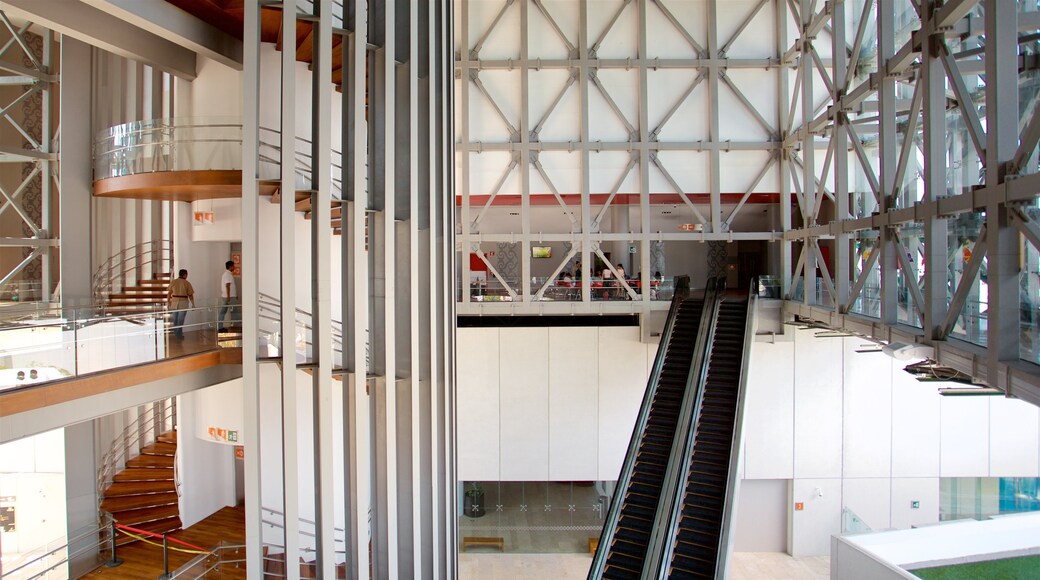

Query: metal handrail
[647,278,750,579]
[0,516,112,580]
[712,281,758,579]
[96,400,177,518]
[93,119,346,194]
[643,277,726,578]
[257,292,346,363]
[92,240,173,305]
[588,275,692,579]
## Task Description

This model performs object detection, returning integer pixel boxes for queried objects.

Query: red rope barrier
[113,522,208,552]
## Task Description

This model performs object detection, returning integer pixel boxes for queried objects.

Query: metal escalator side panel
[711,294,757,580]
[600,300,704,579]
[588,277,694,580]
[644,286,727,580]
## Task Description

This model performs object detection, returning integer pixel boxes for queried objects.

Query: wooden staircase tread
[126,454,176,468]
[101,491,179,512]
[110,504,180,526]
[104,480,177,496]
[141,441,177,455]
[113,467,174,482]
[157,430,177,444]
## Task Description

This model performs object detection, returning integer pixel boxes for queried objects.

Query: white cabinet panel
[599,327,650,480]
[989,397,1040,476]
[793,329,843,479]
[457,329,501,481]
[743,340,795,479]
[940,397,989,477]
[499,328,550,480]
[843,341,892,478]
[548,327,600,480]
[891,366,940,477]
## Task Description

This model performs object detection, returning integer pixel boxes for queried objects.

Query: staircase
[260,189,344,235]
[100,430,181,545]
[105,272,173,316]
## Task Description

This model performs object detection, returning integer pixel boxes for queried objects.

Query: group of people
[165,260,239,339]
[556,261,665,300]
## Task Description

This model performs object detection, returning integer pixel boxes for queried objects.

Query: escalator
[664,297,751,578]
[601,297,705,578]
[590,279,754,580]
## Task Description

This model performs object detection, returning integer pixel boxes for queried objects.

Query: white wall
[177,388,236,528]
[745,327,1040,556]
[456,321,1040,558]
[0,430,67,563]
[457,325,651,481]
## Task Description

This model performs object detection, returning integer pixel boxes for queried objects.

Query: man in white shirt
[218,260,238,331]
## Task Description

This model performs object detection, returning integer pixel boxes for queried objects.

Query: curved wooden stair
[101,430,181,546]
[106,272,172,316]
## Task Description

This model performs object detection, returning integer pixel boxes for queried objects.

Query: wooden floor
[84,506,246,579]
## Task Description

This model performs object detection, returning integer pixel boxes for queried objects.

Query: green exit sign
[911,501,920,509]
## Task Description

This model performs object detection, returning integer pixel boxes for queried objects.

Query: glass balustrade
[0,302,231,393]
[92,117,344,197]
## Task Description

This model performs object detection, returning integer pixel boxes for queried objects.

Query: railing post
[106,520,123,568]
[158,533,171,580]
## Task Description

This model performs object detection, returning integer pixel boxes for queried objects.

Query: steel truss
[782,0,1040,404]
[0,13,56,303]
[456,0,789,316]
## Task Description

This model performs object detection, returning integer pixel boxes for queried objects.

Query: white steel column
[241,1,261,576]
[985,0,1019,385]
[311,0,335,578]
[279,2,300,577]
[346,0,371,576]
[922,1,949,338]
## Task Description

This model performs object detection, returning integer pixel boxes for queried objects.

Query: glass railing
[841,507,873,535]
[92,117,344,198]
[465,277,677,302]
[0,302,228,393]
[94,116,244,179]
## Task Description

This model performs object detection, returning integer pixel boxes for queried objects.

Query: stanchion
[105,520,123,568]
[157,533,171,580]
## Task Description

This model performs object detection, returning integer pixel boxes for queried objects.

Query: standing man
[218,260,238,331]
[167,269,195,339]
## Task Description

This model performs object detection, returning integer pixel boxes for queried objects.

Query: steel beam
[0,0,196,80]
[81,0,243,70]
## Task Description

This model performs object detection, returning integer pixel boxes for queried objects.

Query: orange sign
[679,223,701,232]
[235,446,244,460]
[231,251,242,277]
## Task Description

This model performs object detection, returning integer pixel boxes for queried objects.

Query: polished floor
[459,552,831,579]
[81,504,826,579]
[84,506,245,579]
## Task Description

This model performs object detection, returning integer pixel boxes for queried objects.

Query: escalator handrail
[643,277,726,578]
[711,281,758,579]
[587,275,692,579]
